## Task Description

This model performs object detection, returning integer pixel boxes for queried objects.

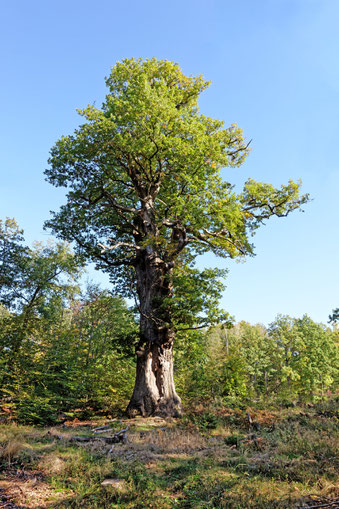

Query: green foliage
[191,411,220,431]
[39,57,311,417]
[268,314,338,400]
[174,329,210,399]
[44,57,308,321]
[169,264,231,329]
[175,316,338,406]
[0,218,28,309]
[0,220,137,424]
[219,355,249,398]
[0,288,138,424]
[15,394,59,425]
[329,307,339,323]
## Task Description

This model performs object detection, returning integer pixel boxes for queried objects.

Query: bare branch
[175,324,208,332]
[99,241,142,252]
[67,232,136,267]
[228,139,252,158]
[162,219,179,228]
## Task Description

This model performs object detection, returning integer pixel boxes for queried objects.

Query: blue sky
[1,0,338,325]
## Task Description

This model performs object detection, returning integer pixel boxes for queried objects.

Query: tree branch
[98,241,142,252]
[186,227,246,255]
[228,139,252,159]
[175,324,208,332]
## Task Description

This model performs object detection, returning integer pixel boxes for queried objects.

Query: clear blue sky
[1,0,338,325]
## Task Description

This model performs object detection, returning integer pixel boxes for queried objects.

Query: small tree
[0,218,27,308]
[294,315,338,399]
[45,58,308,417]
[268,315,303,398]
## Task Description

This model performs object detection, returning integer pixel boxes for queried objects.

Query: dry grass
[0,439,25,465]
[135,428,207,452]
[81,426,209,468]
[0,399,338,508]
[38,452,67,475]
[0,475,73,508]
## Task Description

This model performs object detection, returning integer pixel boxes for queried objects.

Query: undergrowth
[0,398,338,508]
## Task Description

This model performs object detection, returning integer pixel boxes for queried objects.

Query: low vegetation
[0,398,338,508]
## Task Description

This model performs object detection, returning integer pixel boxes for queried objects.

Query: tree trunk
[126,242,182,418]
[126,336,182,418]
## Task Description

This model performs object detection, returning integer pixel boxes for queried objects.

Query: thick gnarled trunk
[126,245,182,418]
[126,337,182,417]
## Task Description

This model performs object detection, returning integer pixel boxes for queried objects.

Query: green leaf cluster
[44,58,309,306]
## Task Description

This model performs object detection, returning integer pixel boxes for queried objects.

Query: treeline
[0,218,338,423]
[176,318,338,406]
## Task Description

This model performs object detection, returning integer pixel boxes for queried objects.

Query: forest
[0,58,338,508]
[0,216,338,425]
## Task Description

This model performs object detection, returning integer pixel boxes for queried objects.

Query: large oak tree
[45,58,308,417]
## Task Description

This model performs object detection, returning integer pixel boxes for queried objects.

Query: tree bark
[126,238,182,418]
[126,337,182,418]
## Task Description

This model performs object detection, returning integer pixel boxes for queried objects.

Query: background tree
[268,314,338,401]
[0,218,28,309]
[0,220,138,422]
[267,315,303,398]
[225,322,270,395]
[329,308,339,324]
[44,58,309,417]
[0,227,85,420]
[176,318,338,406]
[0,286,138,424]
[295,315,338,398]
[63,285,138,411]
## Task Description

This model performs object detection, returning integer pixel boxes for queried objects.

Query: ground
[0,398,338,508]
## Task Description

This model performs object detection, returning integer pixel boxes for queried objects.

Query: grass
[0,398,338,508]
